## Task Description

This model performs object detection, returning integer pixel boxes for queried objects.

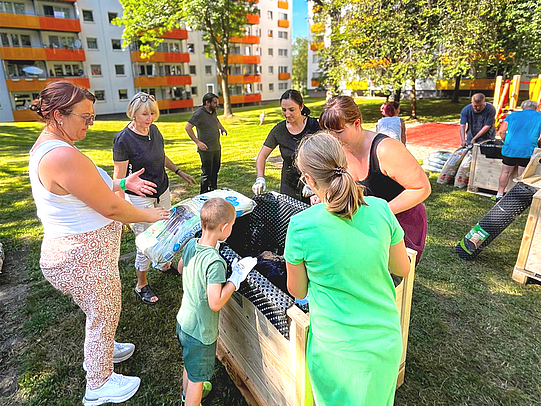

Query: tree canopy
[292,37,308,94]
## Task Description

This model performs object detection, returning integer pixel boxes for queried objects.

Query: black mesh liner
[456,182,537,260]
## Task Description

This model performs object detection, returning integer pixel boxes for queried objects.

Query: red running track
[406,123,461,150]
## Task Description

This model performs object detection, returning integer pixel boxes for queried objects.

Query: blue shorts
[176,323,216,382]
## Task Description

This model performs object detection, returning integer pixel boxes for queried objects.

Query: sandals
[134,285,158,305]
[159,263,180,276]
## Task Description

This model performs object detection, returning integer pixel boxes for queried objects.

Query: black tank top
[357,133,405,202]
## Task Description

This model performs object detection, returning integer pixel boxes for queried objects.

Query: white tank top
[29,140,114,238]
[377,116,402,142]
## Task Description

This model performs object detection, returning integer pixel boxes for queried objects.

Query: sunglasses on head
[134,93,155,103]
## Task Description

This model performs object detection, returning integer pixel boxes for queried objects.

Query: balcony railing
[157,99,194,110]
[218,74,261,84]
[221,54,261,64]
[278,72,290,80]
[0,46,85,61]
[162,29,189,40]
[278,1,288,9]
[13,109,39,121]
[219,94,261,104]
[230,35,260,44]
[246,14,259,24]
[6,77,90,92]
[131,51,190,63]
[134,75,192,87]
[39,16,81,32]
[278,19,289,28]
[310,42,324,51]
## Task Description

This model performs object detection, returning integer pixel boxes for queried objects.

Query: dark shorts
[502,156,530,168]
[176,323,216,382]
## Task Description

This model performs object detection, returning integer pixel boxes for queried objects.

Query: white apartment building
[0,0,292,122]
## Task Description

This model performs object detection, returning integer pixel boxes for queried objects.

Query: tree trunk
[220,73,233,117]
[410,79,417,120]
[394,87,402,102]
[451,75,461,103]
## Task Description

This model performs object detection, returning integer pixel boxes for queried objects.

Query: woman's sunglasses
[134,94,156,103]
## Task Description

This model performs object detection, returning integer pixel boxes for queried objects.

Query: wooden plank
[520,150,541,188]
[515,192,541,270]
[468,143,517,194]
[467,144,480,194]
[525,214,541,275]
[512,267,532,286]
[286,306,312,406]
[493,76,503,114]
[509,75,521,110]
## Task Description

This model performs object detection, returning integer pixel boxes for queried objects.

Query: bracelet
[175,168,181,175]
[120,178,127,191]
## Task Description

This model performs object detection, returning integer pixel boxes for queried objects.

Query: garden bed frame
[217,249,417,406]
[467,143,517,196]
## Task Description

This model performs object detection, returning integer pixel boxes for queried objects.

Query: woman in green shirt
[284,132,411,406]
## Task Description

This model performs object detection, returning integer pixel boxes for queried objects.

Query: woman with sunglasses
[29,81,169,405]
[319,96,430,264]
[113,92,196,305]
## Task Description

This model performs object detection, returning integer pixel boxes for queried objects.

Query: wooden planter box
[467,142,517,196]
[512,151,541,285]
[217,250,417,406]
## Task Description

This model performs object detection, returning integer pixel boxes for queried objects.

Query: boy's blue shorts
[176,323,216,382]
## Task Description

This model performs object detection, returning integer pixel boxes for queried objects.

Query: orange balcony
[45,48,85,61]
[311,79,320,87]
[39,16,81,32]
[247,14,260,24]
[278,19,289,28]
[219,94,262,104]
[162,29,189,40]
[436,78,496,91]
[134,75,192,87]
[0,13,40,29]
[230,35,260,44]
[131,51,190,63]
[157,99,194,110]
[278,72,290,80]
[310,42,324,51]
[0,46,46,60]
[218,74,261,84]
[221,54,261,64]
[6,77,90,92]
[278,1,288,9]
[13,109,40,122]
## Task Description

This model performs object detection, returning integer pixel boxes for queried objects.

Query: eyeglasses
[133,94,156,103]
[71,113,95,125]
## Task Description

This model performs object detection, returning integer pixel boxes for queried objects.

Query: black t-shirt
[188,106,221,151]
[113,124,168,198]
[263,117,320,187]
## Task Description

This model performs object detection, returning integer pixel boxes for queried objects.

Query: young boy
[176,198,257,406]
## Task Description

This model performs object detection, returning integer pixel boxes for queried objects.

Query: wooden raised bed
[512,151,541,285]
[217,249,417,406]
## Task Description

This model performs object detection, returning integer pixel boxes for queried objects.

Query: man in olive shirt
[185,93,228,193]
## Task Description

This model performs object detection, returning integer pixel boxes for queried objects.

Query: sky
[292,0,309,39]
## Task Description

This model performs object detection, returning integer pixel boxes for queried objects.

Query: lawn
[1,97,541,406]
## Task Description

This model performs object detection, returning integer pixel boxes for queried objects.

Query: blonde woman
[284,132,410,406]
[113,92,196,305]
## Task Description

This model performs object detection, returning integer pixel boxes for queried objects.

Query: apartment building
[0,0,292,122]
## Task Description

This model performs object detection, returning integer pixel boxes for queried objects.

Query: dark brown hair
[30,81,95,124]
[280,89,311,116]
[200,198,236,230]
[319,96,362,131]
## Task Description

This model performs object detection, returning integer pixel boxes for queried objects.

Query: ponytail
[296,131,366,220]
[301,105,311,116]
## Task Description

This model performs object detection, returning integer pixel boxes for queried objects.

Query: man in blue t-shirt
[494,99,541,200]
[459,93,496,147]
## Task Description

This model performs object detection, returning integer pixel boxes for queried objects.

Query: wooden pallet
[217,250,417,406]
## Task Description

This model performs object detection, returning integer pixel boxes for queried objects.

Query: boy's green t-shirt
[176,238,227,345]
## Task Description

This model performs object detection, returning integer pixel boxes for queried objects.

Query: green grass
[2,97,541,405]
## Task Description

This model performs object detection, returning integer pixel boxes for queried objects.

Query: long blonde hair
[296,131,366,219]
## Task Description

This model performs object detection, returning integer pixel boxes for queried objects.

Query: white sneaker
[82,372,140,405]
[83,341,135,371]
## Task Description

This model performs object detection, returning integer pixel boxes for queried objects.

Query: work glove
[252,177,266,195]
[227,257,257,290]
[302,184,315,198]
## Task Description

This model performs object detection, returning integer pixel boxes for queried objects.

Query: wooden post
[509,75,521,110]
[493,76,503,112]
[535,74,541,106]
[496,82,510,122]
[287,306,313,406]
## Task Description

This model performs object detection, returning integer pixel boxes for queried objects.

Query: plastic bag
[437,147,468,184]
[135,189,256,269]
[454,150,473,188]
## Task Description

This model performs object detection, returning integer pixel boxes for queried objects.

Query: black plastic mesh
[456,182,537,260]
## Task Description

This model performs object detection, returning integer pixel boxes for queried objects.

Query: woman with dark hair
[285,131,410,405]
[377,102,406,144]
[252,89,320,203]
[28,81,169,405]
[319,96,430,263]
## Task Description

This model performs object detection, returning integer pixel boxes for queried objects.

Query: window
[191,86,198,96]
[0,33,9,47]
[268,48,273,57]
[111,39,122,50]
[87,38,98,50]
[20,34,30,47]
[187,43,195,53]
[312,54,320,64]
[2,2,13,13]
[82,10,94,22]
[94,90,105,101]
[279,82,288,90]
[138,64,153,76]
[278,48,288,57]
[115,64,125,75]
[278,31,288,39]
[54,64,63,76]
[10,33,19,47]
[269,83,274,91]
[204,44,212,55]
[267,30,273,38]
[108,12,118,24]
[206,84,214,94]
[278,12,288,20]
[267,10,273,19]
[64,64,72,76]
[1,2,26,14]
[205,65,212,75]
[189,65,196,75]
[256,83,263,92]
[118,89,128,100]
[90,65,102,76]
[13,2,24,14]
[268,66,274,74]
[278,66,288,73]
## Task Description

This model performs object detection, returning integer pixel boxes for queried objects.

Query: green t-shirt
[176,238,227,345]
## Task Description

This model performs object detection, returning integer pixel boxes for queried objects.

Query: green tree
[292,37,308,94]
[117,0,257,117]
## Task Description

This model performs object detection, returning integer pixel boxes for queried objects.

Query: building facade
[0,0,292,122]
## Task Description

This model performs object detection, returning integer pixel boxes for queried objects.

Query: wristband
[175,168,181,175]
[120,178,127,191]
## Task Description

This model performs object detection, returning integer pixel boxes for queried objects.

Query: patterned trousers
[40,221,122,389]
